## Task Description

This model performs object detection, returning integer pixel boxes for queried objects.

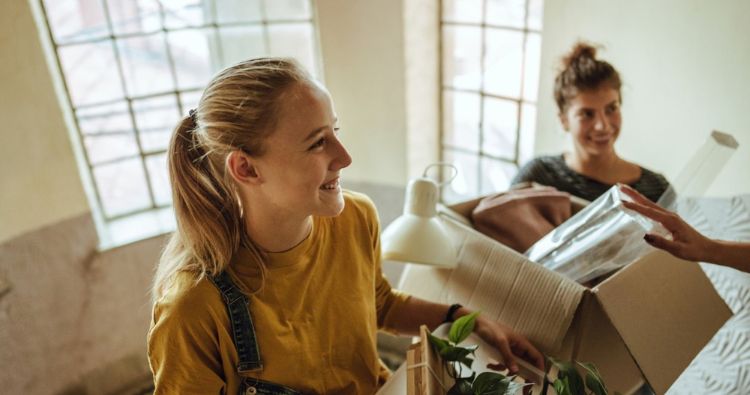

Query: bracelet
[444,303,463,323]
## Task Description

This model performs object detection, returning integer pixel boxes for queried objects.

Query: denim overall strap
[208,271,262,372]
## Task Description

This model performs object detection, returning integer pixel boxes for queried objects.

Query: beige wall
[317,0,409,187]
[535,0,750,197]
[0,0,89,243]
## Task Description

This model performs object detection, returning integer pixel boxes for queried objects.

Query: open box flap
[595,250,732,394]
[570,293,645,394]
[436,213,587,353]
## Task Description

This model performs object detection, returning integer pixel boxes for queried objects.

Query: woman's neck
[565,149,625,183]
[242,206,313,253]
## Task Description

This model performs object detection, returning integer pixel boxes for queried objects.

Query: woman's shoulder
[638,166,669,183]
[519,154,566,171]
[152,271,225,328]
[513,154,567,185]
[342,189,378,219]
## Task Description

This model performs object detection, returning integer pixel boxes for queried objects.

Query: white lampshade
[381,177,457,268]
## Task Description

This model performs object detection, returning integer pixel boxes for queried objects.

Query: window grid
[439,0,542,201]
[39,0,317,222]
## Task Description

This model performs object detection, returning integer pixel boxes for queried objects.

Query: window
[440,0,543,202]
[37,0,320,247]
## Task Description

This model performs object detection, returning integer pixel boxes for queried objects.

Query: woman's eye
[309,137,326,150]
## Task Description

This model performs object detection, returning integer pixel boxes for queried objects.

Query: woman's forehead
[572,87,619,106]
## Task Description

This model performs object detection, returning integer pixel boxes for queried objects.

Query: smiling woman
[511,42,670,202]
[147,57,545,394]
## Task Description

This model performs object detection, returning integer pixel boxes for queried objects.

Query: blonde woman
[148,58,543,394]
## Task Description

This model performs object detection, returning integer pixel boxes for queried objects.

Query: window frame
[439,0,543,201]
[35,0,321,248]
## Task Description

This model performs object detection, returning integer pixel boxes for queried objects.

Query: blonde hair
[153,58,313,301]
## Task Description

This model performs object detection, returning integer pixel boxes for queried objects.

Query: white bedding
[668,195,750,394]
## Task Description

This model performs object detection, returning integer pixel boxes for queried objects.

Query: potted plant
[419,312,615,395]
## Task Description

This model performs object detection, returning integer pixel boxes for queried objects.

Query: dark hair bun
[553,41,621,112]
[562,42,598,69]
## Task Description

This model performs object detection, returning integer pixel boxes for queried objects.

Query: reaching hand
[473,315,545,374]
[619,185,714,262]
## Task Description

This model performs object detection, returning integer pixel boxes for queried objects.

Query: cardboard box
[405,325,454,395]
[397,198,732,395]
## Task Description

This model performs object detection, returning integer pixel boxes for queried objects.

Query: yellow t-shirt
[148,191,410,394]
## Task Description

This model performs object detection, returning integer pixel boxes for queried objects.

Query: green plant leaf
[553,379,567,395]
[447,379,474,395]
[549,358,584,395]
[506,381,532,395]
[458,355,474,369]
[450,311,481,344]
[472,372,510,394]
[428,332,451,353]
[441,345,474,361]
[577,362,608,395]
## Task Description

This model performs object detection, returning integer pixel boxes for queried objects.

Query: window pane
[523,32,542,101]
[442,0,483,24]
[78,102,139,165]
[486,0,527,29]
[480,157,517,194]
[146,153,172,206]
[442,150,479,203]
[443,90,480,152]
[168,29,218,90]
[133,95,181,153]
[58,42,124,107]
[219,26,267,67]
[528,0,545,31]
[164,0,210,29]
[519,103,537,164]
[180,90,203,112]
[117,34,174,97]
[93,158,152,217]
[442,25,482,90]
[268,24,318,76]
[43,0,110,44]
[263,0,311,20]
[215,0,262,23]
[105,0,161,35]
[482,97,518,159]
[483,28,523,98]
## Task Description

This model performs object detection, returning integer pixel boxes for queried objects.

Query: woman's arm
[620,185,750,272]
[385,296,545,373]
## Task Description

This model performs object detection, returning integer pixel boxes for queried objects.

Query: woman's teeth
[321,180,339,190]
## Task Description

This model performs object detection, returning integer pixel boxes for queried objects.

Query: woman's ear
[226,150,261,185]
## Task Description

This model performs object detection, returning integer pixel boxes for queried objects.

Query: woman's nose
[594,112,610,131]
[329,138,352,170]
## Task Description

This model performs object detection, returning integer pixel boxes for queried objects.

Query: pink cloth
[471,187,572,253]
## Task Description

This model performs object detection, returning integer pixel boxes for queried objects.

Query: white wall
[317,0,409,187]
[0,0,90,243]
[536,0,750,197]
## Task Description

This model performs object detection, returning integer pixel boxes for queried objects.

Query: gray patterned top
[512,154,670,203]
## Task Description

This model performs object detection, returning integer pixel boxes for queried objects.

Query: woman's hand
[619,185,714,262]
[473,314,545,374]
